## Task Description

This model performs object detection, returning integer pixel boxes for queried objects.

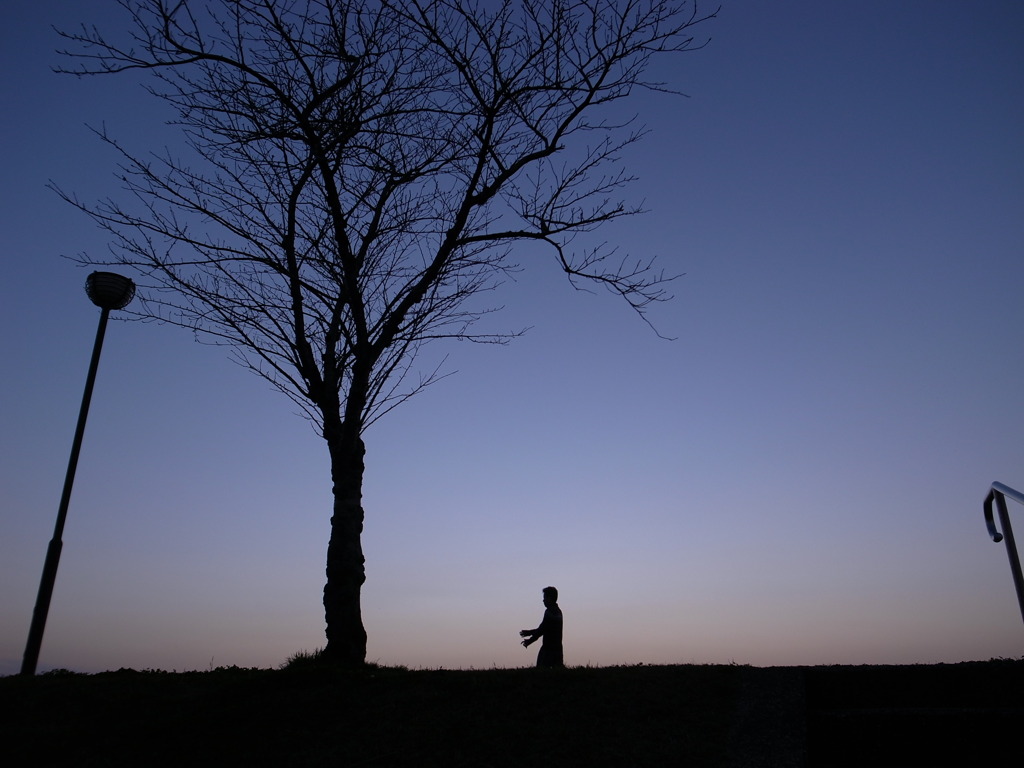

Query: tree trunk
[322,429,368,666]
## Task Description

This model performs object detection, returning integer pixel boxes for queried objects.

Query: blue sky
[2,1,1023,674]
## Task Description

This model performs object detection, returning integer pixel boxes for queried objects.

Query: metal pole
[21,306,112,676]
[994,491,1024,626]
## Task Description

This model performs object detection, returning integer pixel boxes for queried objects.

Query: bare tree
[55,0,716,666]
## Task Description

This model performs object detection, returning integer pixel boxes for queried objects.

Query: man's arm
[519,626,541,646]
[520,609,552,646]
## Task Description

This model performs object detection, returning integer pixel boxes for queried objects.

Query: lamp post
[21,271,136,676]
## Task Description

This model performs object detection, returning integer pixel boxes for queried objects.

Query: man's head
[543,586,558,606]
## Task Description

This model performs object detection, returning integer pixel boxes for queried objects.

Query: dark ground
[1,659,1021,767]
[803,659,1024,767]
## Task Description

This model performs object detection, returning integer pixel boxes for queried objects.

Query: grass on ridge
[0,662,741,767]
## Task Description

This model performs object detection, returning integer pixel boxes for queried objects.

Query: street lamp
[21,271,136,676]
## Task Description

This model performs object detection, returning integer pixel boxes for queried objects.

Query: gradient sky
[2,1,1023,675]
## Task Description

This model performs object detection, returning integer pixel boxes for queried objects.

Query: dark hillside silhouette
[3,661,1023,765]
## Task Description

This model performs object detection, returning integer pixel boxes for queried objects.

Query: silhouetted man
[520,586,563,667]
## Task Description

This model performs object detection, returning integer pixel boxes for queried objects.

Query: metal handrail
[984,482,1024,625]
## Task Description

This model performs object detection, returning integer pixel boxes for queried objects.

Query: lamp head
[85,271,136,310]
